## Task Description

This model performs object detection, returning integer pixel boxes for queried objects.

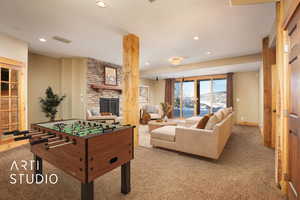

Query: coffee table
[148,120,177,132]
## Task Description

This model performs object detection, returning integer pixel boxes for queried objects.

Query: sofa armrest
[175,127,219,158]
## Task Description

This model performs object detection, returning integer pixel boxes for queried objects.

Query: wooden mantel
[90,84,122,92]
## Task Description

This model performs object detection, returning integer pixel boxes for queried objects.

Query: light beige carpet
[0,126,286,200]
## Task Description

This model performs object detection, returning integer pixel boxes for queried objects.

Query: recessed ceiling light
[206,51,212,55]
[169,57,184,65]
[96,1,107,8]
[39,38,47,42]
[145,62,150,66]
[193,36,199,40]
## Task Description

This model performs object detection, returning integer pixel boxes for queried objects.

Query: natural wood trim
[0,57,23,67]
[90,84,122,92]
[262,37,275,148]
[236,122,259,127]
[230,0,279,6]
[175,74,226,82]
[0,57,26,147]
[283,0,300,29]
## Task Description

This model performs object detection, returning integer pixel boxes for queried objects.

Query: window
[0,67,19,138]
[199,79,227,116]
[173,76,228,118]
[173,82,181,118]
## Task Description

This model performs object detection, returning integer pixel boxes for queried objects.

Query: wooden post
[262,37,274,148]
[123,34,140,146]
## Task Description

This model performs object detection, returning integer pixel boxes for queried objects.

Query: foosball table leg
[34,155,43,182]
[81,181,94,200]
[121,161,131,194]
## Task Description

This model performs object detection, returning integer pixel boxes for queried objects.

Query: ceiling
[0,0,274,72]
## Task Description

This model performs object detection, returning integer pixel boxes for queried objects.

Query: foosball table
[4,120,135,200]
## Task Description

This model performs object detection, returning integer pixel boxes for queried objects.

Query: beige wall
[140,78,156,106]
[28,53,61,124]
[28,54,87,124]
[60,58,87,119]
[139,78,166,106]
[0,33,28,128]
[233,71,259,124]
[153,80,166,105]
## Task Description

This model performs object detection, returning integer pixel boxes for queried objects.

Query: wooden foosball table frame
[25,120,135,200]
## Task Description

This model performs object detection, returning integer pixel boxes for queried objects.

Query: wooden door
[287,12,300,200]
[0,67,20,141]
[272,64,278,148]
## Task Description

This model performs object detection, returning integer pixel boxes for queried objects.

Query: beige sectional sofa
[150,111,234,159]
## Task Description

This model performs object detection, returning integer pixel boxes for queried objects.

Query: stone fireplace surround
[87,58,123,116]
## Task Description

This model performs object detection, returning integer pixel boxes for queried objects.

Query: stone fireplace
[87,58,123,116]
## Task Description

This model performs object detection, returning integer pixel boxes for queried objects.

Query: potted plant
[160,102,172,121]
[40,87,66,121]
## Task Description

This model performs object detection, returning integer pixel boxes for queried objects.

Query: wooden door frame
[0,56,26,146]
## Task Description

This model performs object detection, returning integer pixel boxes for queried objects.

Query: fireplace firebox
[100,98,119,116]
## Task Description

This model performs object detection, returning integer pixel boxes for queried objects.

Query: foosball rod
[14,133,55,141]
[46,140,75,150]
[46,138,68,145]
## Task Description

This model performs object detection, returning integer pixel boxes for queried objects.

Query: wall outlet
[236,98,240,102]
[241,116,244,121]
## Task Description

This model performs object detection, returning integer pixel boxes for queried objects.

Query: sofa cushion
[150,113,161,119]
[196,114,210,129]
[205,114,220,130]
[151,126,176,142]
[185,116,203,124]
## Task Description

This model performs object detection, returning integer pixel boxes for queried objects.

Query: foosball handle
[13,130,30,136]
[30,138,48,145]
[3,130,19,135]
[14,135,31,141]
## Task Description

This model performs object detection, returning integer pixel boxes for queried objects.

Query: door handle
[289,129,298,136]
[289,56,298,65]
[273,110,276,113]
[289,181,298,198]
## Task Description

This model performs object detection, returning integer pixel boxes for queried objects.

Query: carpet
[0,126,286,200]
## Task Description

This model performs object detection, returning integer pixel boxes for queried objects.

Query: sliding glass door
[173,77,227,118]
[182,81,195,118]
[212,79,227,112]
[198,79,227,116]
[199,80,212,116]
[173,82,181,118]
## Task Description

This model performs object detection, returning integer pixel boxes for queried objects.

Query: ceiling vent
[52,36,72,44]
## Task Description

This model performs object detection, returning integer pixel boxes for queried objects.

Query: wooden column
[262,37,276,148]
[123,34,140,146]
[276,0,290,192]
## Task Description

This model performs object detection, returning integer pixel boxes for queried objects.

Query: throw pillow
[215,110,224,121]
[221,108,228,118]
[227,107,233,113]
[205,114,220,130]
[196,115,210,129]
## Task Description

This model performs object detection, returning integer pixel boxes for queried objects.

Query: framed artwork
[104,66,117,86]
[139,85,149,103]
